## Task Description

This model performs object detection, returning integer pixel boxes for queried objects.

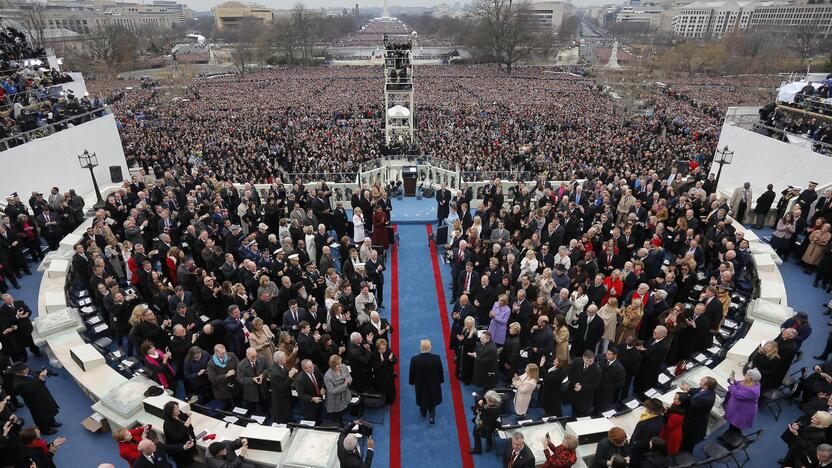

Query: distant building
[3,0,188,37]
[526,1,577,35]
[615,6,674,31]
[672,0,830,39]
[212,1,273,30]
[749,0,832,38]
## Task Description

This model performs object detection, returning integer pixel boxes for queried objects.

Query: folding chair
[670,451,698,468]
[702,441,734,467]
[759,388,784,420]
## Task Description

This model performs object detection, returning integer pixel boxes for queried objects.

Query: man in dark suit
[754,184,777,229]
[504,432,535,468]
[206,439,254,468]
[282,300,314,337]
[337,420,375,468]
[599,245,622,276]
[677,303,711,359]
[11,362,60,434]
[265,350,297,423]
[0,294,41,359]
[133,439,180,468]
[71,243,90,286]
[436,183,451,224]
[701,286,723,335]
[594,347,626,413]
[331,202,350,240]
[572,305,605,356]
[409,339,444,424]
[618,335,643,402]
[455,262,479,302]
[295,358,325,423]
[566,350,602,417]
[35,209,62,251]
[680,376,717,453]
[633,326,671,396]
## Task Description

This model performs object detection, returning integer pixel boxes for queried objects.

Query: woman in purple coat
[723,369,761,437]
[487,294,511,346]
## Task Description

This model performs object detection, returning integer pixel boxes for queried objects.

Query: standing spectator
[566,350,601,417]
[236,347,268,415]
[723,369,762,437]
[10,363,60,435]
[472,331,498,391]
[754,184,776,229]
[680,376,717,453]
[541,433,578,468]
[589,427,629,468]
[803,223,831,274]
[629,399,665,468]
[468,390,502,454]
[660,392,687,455]
[511,363,539,418]
[323,354,352,425]
[295,359,325,424]
[206,344,240,410]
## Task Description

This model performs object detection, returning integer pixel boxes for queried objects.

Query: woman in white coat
[512,363,539,418]
[353,207,365,243]
[567,284,589,327]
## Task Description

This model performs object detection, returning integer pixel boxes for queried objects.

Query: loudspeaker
[109,165,123,183]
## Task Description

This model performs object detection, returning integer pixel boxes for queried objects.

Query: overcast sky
[181,0,616,13]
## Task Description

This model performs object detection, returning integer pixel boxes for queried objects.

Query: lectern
[402,166,418,196]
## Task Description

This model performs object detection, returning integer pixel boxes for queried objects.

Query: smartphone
[729,370,735,380]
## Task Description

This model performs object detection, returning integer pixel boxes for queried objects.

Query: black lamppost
[713,145,734,190]
[78,150,104,208]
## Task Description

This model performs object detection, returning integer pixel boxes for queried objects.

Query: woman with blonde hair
[257,275,278,299]
[553,314,570,365]
[232,283,250,309]
[324,354,353,424]
[520,249,539,277]
[249,317,276,365]
[537,268,555,298]
[353,206,365,243]
[277,331,299,369]
[471,215,483,238]
[616,301,643,344]
[751,340,782,392]
[512,363,539,418]
[597,297,619,354]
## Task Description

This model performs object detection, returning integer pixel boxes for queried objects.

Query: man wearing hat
[11,362,61,435]
[254,222,270,247]
[797,181,820,217]
[3,193,29,221]
[285,253,303,284]
[207,439,254,468]
[27,191,48,218]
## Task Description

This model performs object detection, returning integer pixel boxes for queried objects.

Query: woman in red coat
[660,392,687,455]
[113,425,147,466]
[371,206,390,250]
[542,433,578,468]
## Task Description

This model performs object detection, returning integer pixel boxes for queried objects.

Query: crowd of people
[104,65,776,184]
[423,167,832,467]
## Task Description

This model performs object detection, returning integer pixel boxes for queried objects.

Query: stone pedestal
[92,375,155,431]
[46,259,69,278]
[32,306,85,366]
[280,429,338,468]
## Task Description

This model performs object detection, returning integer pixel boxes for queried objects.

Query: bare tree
[21,4,48,51]
[785,21,822,67]
[468,0,537,73]
[83,25,140,78]
[292,4,317,65]
[273,16,298,64]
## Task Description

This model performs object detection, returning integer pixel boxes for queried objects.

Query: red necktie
[309,373,320,395]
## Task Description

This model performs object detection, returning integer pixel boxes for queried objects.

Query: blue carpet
[389,198,437,223]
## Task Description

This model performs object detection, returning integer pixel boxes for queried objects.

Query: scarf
[25,438,49,455]
[212,354,228,368]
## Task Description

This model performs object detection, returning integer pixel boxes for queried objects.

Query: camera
[356,421,373,437]
[40,366,58,377]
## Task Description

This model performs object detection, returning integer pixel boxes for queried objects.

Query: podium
[402,166,418,197]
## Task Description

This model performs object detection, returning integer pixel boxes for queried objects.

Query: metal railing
[753,122,832,156]
[0,107,109,152]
